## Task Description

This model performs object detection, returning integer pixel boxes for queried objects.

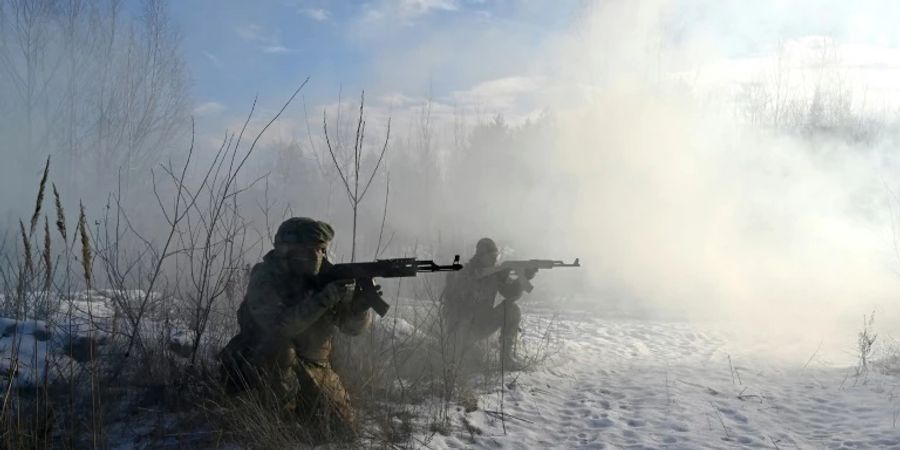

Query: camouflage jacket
[442,259,524,324]
[235,251,371,362]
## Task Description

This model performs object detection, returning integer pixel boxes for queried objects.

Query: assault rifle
[476,258,580,293]
[317,255,463,317]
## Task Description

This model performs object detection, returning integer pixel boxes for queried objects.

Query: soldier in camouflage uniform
[442,238,537,370]
[219,217,372,440]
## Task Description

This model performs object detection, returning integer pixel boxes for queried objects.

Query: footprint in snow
[588,417,614,428]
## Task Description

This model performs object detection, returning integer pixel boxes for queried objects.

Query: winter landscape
[3,0,900,449]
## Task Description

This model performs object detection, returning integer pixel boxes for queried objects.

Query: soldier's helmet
[475,237,498,254]
[274,217,335,246]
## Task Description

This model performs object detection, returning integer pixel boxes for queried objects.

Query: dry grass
[30,157,50,236]
[327,283,561,447]
[52,184,67,242]
[855,311,878,381]
[42,217,51,291]
[201,373,321,449]
[77,203,92,290]
[19,220,32,276]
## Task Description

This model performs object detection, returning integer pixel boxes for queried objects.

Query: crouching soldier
[218,217,372,441]
[442,237,537,371]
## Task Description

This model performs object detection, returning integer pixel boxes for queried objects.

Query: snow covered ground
[0,290,194,388]
[421,311,900,450]
[3,292,899,449]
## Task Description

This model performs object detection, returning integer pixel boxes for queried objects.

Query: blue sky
[167,1,579,121]
[161,0,900,134]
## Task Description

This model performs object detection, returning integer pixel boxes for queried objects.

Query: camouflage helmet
[274,217,335,246]
[475,237,498,254]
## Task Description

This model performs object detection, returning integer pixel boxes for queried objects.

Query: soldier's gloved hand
[319,281,356,307]
[348,279,382,313]
[337,281,356,304]
[524,267,538,280]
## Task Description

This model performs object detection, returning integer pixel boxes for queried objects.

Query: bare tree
[736,37,889,143]
[323,91,391,261]
[0,0,189,210]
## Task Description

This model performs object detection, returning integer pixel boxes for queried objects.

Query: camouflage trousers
[446,300,522,362]
[293,360,356,440]
[219,337,357,442]
[260,346,357,441]
[450,301,520,343]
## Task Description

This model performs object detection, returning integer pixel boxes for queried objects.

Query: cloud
[192,101,226,116]
[442,76,548,122]
[348,78,549,133]
[363,0,460,23]
[302,7,329,21]
[203,51,223,68]
[379,92,428,108]
[235,24,266,42]
[281,1,330,21]
[451,77,543,106]
[236,23,296,54]
[263,45,295,54]
[399,0,459,16]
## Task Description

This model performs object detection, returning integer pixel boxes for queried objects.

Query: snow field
[423,314,900,449]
